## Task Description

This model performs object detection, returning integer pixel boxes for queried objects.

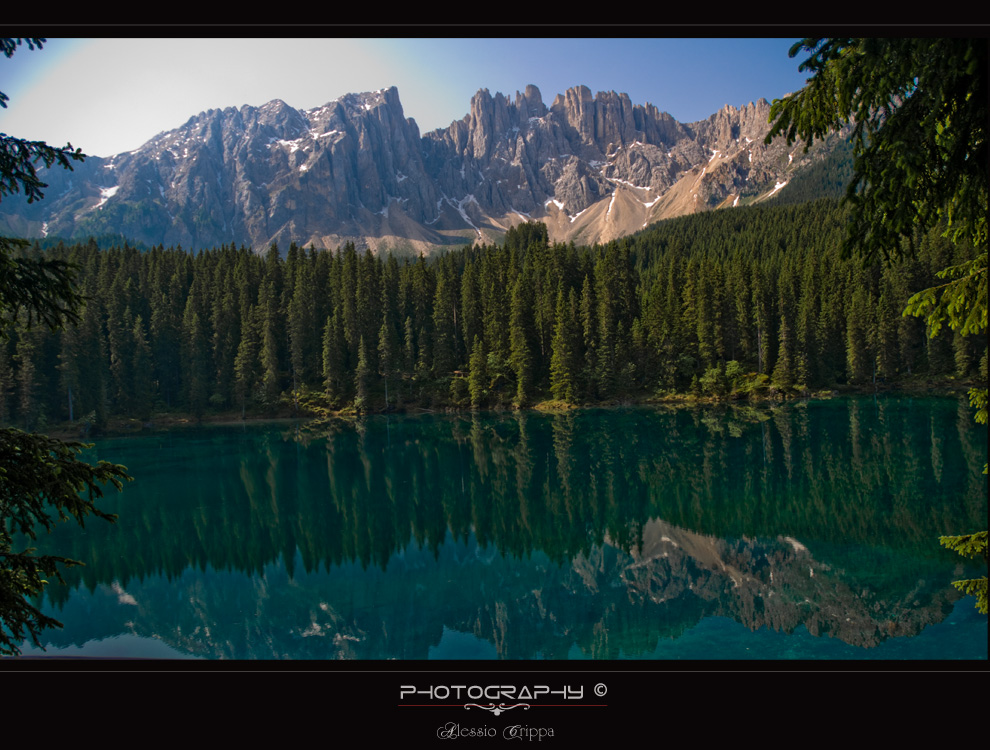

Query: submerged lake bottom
[13,396,989,660]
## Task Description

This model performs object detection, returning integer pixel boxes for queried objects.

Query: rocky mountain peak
[515,84,547,119]
[1,83,843,254]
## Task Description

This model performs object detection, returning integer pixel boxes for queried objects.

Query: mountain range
[0,84,847,254]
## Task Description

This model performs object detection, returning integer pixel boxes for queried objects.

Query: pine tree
[752,261,775,378]
[410,252,434,372]
[130,314,154,421]
[322,310,348,407]
[580,273,598,399]
[105,290,136,413]
[233,305,261,417]
[432,259,458,377]
[287,257,317,390]
[354,335,373,412]
[875,270,901,381]
[258,269,283,408]
[509,273,535,405]
[57,312,82,423]
[378,316,399,408]
[550,289,580,403]
[460,259,482,367]
[694,258,724,370]
[181,293,210,419]
[772,260,798,390]
[378,253,402,402]
[356,249,382,376]
[150,270,184,409]
[468,336,486,409]
[796,252,821,386]
[13,324,40,430]
[480,247,509,368]
[402,315,416,377]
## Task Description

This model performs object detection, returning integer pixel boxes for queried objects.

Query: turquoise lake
[14,396,988,660]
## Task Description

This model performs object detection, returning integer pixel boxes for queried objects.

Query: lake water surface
[16,396,988,660]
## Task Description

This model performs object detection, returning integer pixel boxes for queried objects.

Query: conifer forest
[1,197,985,433]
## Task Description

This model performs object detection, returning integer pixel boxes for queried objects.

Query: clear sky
[0,37,814,158]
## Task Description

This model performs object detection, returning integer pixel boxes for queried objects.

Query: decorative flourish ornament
[464,703,530,716]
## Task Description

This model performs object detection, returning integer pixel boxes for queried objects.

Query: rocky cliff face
[0,84,843,253]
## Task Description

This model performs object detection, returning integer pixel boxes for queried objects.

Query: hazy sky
[0,37,814,157]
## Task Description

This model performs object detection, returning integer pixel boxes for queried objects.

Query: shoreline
[31,378,979,440]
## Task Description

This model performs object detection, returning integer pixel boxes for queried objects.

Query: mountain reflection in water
[23,397,988,659]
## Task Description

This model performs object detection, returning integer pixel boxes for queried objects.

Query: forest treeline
[0,198,985,430]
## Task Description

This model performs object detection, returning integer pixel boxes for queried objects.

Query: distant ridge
[0,84,848,253]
